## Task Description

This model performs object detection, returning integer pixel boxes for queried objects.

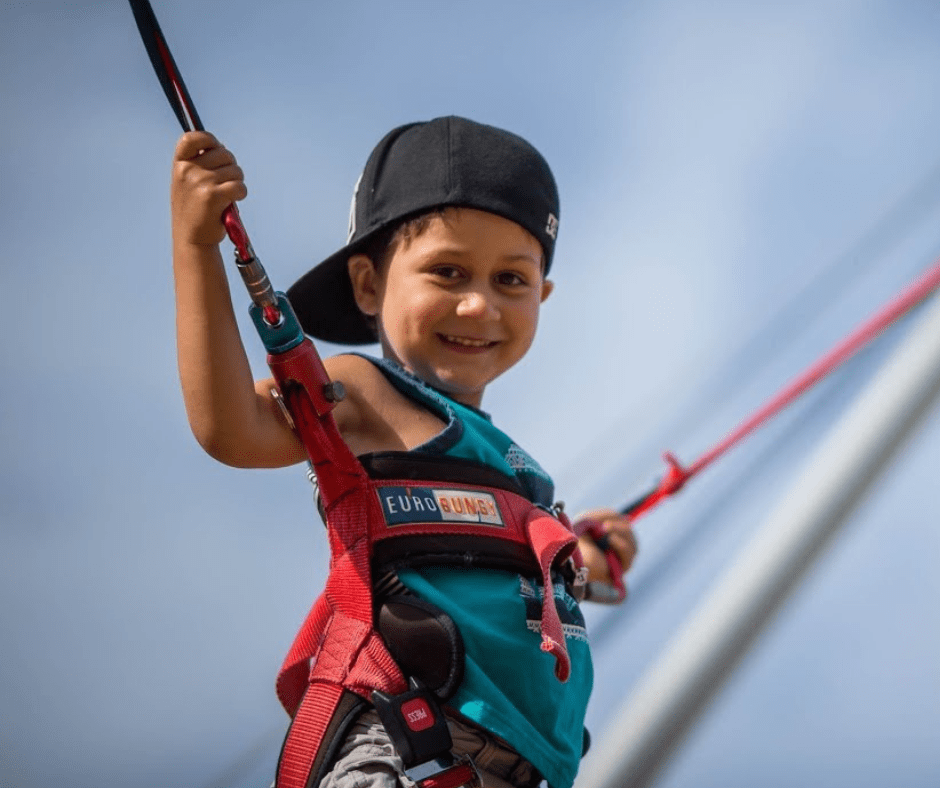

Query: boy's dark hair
[363,206,547,275]
[288,116,560,346]
[359,209,449,273]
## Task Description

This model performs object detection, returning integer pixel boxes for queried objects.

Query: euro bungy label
[377,486,504,527]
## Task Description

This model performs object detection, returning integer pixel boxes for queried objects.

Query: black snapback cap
[286,115,560,345]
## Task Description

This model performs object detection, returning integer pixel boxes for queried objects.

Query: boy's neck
[376,351,490,414]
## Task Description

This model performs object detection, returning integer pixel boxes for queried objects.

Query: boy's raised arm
[171,131,306,468]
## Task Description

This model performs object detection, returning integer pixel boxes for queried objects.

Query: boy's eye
[430,265,462,279]
[495,271,527,287]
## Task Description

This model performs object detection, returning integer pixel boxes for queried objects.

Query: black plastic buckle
[372,678,453,768]
[371,678,481,788]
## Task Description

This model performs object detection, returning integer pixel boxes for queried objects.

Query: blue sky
[2,2,940,787]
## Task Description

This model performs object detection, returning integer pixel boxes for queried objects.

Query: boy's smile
[349,207,553,408]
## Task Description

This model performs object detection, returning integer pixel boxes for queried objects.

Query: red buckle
[411,757,482,788]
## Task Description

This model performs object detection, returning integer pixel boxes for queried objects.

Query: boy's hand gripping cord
[621,257,940,524]
[127,0,344,408]
[572,517,631,604]
[128,0,287,338]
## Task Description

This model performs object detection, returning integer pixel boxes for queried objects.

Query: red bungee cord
[576,258,940,602]
[624,256,940,522]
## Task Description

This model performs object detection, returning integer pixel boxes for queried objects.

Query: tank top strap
[351,355,555,507]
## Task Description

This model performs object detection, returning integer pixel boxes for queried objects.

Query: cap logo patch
[546,212,559,240]
[346,171,364,243]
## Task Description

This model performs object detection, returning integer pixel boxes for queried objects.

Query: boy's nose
[456,289,500,320]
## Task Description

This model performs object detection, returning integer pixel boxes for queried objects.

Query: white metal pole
[577,293,940,788]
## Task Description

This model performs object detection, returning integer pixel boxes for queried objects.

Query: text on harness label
[377,486,505,527]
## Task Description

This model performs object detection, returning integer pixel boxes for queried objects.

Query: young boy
[170,115,636,788]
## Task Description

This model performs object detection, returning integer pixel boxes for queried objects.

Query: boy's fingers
[207,163,246,187]
[605,530,638,574]
[175,161,246,194]
[206,179,248,205]
[191,146,240,171]
[209,165,247,202]
[174,130,222,161]
[227,179,248,203]
[577,536,611,582]
[587,513,637,576]
[575,509,638,585]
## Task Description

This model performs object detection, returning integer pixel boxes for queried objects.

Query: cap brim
[286,242,379,346]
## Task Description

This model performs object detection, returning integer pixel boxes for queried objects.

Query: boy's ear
[540,278,554,303]
[348,255,380,316]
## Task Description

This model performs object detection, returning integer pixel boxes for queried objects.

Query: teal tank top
[359,356,593,788]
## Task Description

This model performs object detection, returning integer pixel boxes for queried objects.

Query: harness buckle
[372,678,480,788]
[270,386,296,431]
[407,755,482,788]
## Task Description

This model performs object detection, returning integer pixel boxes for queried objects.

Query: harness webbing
[270,344,399,788]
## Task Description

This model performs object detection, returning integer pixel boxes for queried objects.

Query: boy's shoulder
[323,353,445,455]
[324,352,382,386]
[324,353,394,413]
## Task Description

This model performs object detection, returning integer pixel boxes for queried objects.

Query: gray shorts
[317,709,543,788]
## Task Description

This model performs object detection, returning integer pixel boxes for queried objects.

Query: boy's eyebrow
[501,253,542,265]
[417,247,542,266]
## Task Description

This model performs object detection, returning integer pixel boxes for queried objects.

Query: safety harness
[268,345,586,788]
[124,7,588,780]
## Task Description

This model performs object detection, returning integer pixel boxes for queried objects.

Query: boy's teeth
[444,335,490,347]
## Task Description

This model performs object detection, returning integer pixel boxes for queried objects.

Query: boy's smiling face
[349,207,554,408]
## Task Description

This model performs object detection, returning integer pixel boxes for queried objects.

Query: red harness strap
[268,342,581,788]
[271,342,399,788]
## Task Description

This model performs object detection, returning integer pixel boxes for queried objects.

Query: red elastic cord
[631,257,940,522]
[154,34,198,130]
